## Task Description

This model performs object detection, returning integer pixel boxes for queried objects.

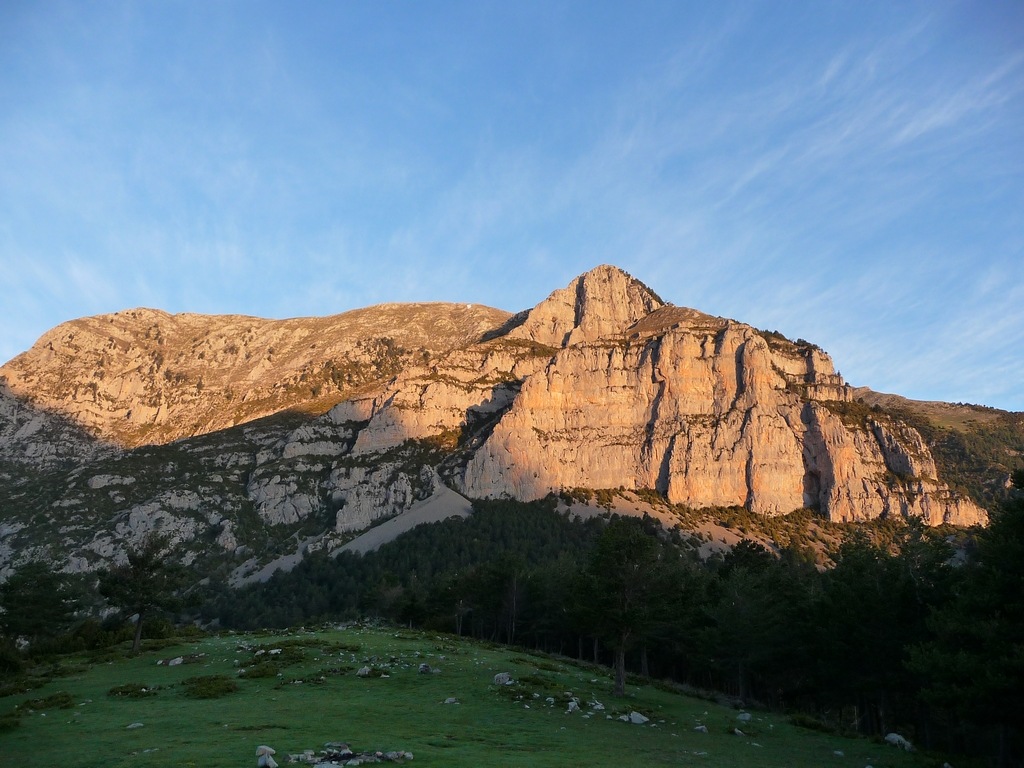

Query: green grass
[1,626,928,768]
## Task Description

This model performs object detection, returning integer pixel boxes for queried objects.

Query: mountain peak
[508,264,664,347]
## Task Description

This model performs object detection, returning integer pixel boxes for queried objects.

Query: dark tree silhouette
[912,470,1024,766]
[587,517,667,696]
[0,561,76,642]
[98,536,186,654]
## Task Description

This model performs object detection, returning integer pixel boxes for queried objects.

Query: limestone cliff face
[460,269,985,527]
[0,303,510,448]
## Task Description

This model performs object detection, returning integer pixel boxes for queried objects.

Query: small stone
[737,712,752,722]
[694,725,708,733]
[493,672,511,685]
[734,728,745,736]
[168,656,184,666]
[418,663,431,674]
[442,697,459,704]
[356,666,372,677]
[834,750,845,756]
[629,711,649,725]
[126,722,144,729]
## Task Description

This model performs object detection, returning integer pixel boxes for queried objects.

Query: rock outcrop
[459,268,984,526]
[508,264,663,347]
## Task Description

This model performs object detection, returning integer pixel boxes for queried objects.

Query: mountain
[2,265,1014,582]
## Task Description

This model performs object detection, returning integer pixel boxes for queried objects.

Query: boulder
[493,672,512,685]
[629,711,649,724]
[256,744,278,768]
[737,712,752,722]
[885,733,914,751]
[356,666,372,677]
[418,663,431,674]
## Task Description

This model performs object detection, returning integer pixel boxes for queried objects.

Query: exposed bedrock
[460,320,985,526]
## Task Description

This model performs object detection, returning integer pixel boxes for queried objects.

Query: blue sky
[1,1,1022,409]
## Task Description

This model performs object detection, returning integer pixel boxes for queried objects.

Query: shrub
[238,661,280,679]
[0,711,20,732]
[108,683,158,698]
[518,674,563,693]
[0,646,25,679]
[181,675,239,699]
[18,690,74,710]
[790,713,834,733]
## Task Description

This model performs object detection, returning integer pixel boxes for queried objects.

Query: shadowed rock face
[0,265,989,579]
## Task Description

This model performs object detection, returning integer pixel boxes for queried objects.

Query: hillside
[2,624,927,768]
[2,264,1018,583]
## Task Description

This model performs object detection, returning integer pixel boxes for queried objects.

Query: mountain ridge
[2,264,1018,582]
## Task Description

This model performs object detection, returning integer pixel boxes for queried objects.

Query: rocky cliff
[0,265,993,581]
[0,303,509,447]
[458,276,981,526]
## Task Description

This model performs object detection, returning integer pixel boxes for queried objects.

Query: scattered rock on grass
[286,743,414,764]
[619,711,649,724]
[737,712,752,722]
[256,744,278,768]
[493,672,511,685]
[694,725,708,733]
[442,697,459,705]
[418,663,431,674]
[126,722,143,729]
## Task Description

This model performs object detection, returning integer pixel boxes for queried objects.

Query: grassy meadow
[4,625,926,768]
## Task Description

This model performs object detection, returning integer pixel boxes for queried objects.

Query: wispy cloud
[1,3,1021,408]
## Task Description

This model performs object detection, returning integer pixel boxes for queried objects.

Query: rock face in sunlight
[0,303,511,447]
[0,264,989,580]
[458,276,983,527]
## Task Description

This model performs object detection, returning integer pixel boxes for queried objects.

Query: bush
[238,661,280,679]
[0,711,20,732]
[108,683,158,698]
[181,675,239,699]
[18,690,74,710]
[790,713,834,733]
[0,646,25,679]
